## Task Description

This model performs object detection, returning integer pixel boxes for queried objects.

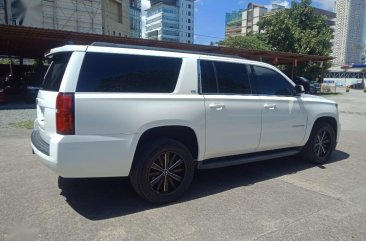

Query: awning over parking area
[0,24,332,66]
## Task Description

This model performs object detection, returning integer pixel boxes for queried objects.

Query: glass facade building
[130,0,142,38]
[146,0,194,43]
[333,0,366,64]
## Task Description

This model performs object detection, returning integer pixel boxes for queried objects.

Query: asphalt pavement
[0,89,366,241]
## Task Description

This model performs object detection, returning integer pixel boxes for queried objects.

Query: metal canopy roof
[0,24,333,65]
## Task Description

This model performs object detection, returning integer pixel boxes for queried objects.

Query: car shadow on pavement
[58,150,349,220]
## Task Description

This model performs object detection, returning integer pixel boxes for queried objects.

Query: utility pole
[4,0,9,24]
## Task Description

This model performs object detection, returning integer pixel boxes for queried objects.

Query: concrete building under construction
[0,0,141,37]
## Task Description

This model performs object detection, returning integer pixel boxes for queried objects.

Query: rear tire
[130,139,194,203]
[301,122,336,164]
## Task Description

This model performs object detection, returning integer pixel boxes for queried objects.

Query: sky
[141,0,335,45]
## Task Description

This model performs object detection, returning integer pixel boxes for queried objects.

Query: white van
[31,42,340,203]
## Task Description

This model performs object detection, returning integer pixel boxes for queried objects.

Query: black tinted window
[200,60,251,95]
[200,60,217,93]
[42,52,72,91]
[252,66,294,96]
[215,61,251,94]
[77,53,182,93]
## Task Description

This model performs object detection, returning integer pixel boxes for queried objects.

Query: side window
[214,61,251,95]
[252,66,294,96]
[77,53,182,93]
[200,60,217,93]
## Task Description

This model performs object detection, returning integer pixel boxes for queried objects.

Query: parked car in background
[0,88,6,104]
[310,81,321,94]
[322,80,336,93]
[3,73,25,95]
[294,76,310,94]
[24,72,44,104]
[294,77,321,95]
[0,78,6,104]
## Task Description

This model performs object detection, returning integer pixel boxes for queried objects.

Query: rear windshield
[41,52,72,91]
[76,53,182,93]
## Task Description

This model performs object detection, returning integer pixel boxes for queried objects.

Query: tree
[0,58,12,65]
[257,0,333,80]
[258,0,332,55]
[218,35,272,51]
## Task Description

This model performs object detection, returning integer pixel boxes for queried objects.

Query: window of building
[188,4,191,9]
[163,29,179,36]
[188,19,191,23]
[188,26,191,30]
[162,15,178,22]
[187,33,191,37]
[252,66,294,96]
[147,8,162,17]
[77,53,183,93]
[118,3,123,23]
[113,31,116,36]
[163,8,178,14]
[188,11,191,16]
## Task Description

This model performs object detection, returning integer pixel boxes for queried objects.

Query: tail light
[56,93,75,135]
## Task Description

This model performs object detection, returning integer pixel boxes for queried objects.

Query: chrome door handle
[264,104,277,110]
[209,103,225,110]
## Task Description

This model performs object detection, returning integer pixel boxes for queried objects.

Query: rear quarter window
[76,53,183,93]
[42,52,72,91]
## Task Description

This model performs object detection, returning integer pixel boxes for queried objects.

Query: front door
[251,65,307,151]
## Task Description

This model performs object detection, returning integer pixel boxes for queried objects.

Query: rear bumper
[31,130,137,177]
[31,130,50,156]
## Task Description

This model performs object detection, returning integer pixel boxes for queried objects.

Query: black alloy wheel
[301,122,336,164]
[149,151,185,194]
[130,139,194,203]
[314,129,332,158]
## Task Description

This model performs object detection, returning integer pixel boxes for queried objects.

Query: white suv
[31,43,340,203]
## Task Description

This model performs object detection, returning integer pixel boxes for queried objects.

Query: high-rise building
[333,0,366,64]
[1,0,141,38]
[102,0,130,36]
[130,0,142,38]
[242,3,267,35]
[146,0,194,43]
[225,3,284,38]
[0,0,5,24]
[225,2,335,39]
[225,10,243,38]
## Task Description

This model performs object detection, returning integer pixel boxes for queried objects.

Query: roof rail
[90,42,246,60]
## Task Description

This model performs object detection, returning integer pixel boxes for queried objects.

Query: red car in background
[0,78,6,104]
[0,88,5,104]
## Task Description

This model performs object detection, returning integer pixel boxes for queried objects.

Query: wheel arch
[132,125,200,165]
[304,115,339,146]
[312,116,338,138]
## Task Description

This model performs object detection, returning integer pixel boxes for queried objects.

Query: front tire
[301,122,336,164]
[130,139,194,203]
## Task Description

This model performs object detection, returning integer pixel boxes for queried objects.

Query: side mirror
[294,85,305,95]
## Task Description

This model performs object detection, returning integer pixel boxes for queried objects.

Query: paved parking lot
[1,89,366,241]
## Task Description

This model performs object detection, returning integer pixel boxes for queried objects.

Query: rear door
[201,59,262,159]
